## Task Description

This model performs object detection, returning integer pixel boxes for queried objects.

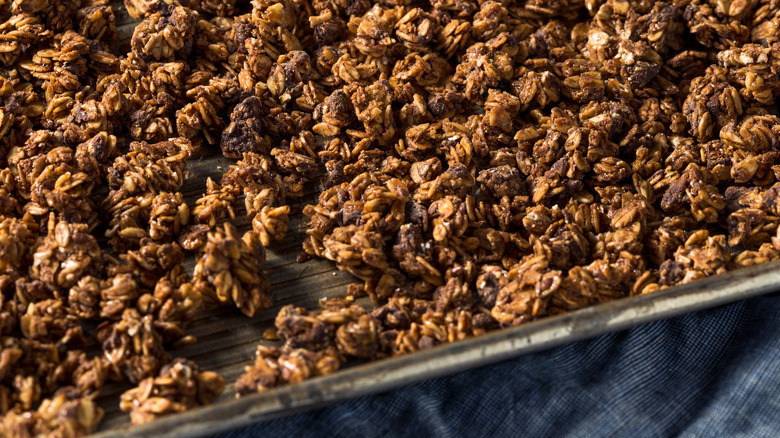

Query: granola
[120,358,224,425]
[240,0,780,391]
[2,0,780,433]
[189,223,272,317]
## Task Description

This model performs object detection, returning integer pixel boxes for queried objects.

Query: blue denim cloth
[215,294,780,438]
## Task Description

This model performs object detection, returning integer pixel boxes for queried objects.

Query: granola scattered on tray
[2,0,780,433]
[235,0,780,390]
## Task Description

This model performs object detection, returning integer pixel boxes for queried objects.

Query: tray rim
[91,258,780,437]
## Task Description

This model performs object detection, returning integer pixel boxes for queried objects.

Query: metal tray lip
[92,259,780,438]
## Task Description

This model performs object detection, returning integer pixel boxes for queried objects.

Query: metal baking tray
[94,256,780,437]
[82,4,780,436]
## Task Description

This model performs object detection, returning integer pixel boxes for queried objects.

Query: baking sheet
[94,257,780,437]
[81,4,780,435]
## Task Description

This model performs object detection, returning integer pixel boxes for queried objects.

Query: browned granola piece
[0,388,103,437]
[235,344,342,395]
[220,96,270,158]
[96,309,169,384]
[190,223,271,317]
[30,221,104,292]
[76,4,117,44]
[103,138,192,252]
[120,358,224,425]
[131,4,199,61]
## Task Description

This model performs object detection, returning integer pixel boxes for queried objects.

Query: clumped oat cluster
[0,0,780,433]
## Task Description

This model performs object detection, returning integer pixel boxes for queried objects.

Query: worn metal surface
[86,5,780,435]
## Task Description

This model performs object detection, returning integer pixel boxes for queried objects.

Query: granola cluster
[230,0,780,391]
[191,223,271,317]
[2,0,780,433]
[120,358,225,425]
[236,298,373,394]
[0,1,228,433]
